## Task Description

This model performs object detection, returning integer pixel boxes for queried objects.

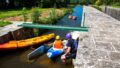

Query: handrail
[18,23,88,32]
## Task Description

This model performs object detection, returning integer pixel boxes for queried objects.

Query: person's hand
[61,54,66,59]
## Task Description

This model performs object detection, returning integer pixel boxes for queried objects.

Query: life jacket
[54,40,62,49]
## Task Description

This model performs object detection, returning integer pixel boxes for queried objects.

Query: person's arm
[64,47,71,55]
[53,41,55,47]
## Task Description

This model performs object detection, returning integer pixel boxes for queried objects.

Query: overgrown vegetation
[110,3,120,7]
[92,0,120,11]
[30,8,70,36]
[31,8,40,24]
[95,0,102,6]
[0,10,23,19]
[93,0,120,7]
[0,9,31,19]
[0,0,69,9]
[0,20,12,27]
[31,8,41,36]
[92,5,102,11]
[71,0,120,7]
[0,0,119,9]
[22,7,28,22]
[49,9,58,24]
[34,8,70,24]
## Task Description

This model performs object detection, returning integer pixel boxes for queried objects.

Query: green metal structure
[18,23,88,32]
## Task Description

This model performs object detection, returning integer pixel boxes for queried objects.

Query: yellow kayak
[0,33,55,51]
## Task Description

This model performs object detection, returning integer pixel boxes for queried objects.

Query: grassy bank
[0,21,12,27]
[0,7,71,28]
[0,8,70,22]
[110,6,120,8]
[92,5,102,11]
[31,8,71,36]
[0,9,31,19]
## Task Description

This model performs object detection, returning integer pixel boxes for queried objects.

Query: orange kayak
[0,33,55,51]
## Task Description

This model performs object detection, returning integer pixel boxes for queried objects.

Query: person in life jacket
[61,33,78,63]
[53,35,63,50]
[47,35,63,59]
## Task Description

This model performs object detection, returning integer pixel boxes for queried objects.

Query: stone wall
[102,6,120,21]
[0,22,34,44]
[0,28,34,44]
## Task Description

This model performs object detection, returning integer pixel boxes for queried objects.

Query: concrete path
[74,6,120,68]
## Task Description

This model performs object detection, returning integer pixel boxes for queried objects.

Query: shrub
[31,8,40,24]
[95,0,102,6]
[64,8,72,14]
[22,7,28,22]
[39,8,70,24]
[92,5,102,11]
[49,8,58,23]
[31,8,41,36]
[39,18,52,24]
[111,2,120,6]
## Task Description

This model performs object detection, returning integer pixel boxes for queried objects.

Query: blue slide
[27,45,51,59]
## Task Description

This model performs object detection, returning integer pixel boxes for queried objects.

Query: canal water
[46,6,83,39]
[0,6,83,68]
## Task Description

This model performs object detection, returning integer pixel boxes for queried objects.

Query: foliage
[95,0,102,6]
[0,0,120,9]
[111,2,120,6]
[0,10,23,19]
[68,4,76,8]
[90,0,97,4]
[49,8,58,23]
[39,8,70,24]
[92,5,102,11]
[39,18,52,24]
[1,0,68,8]
[31,8,40,24]
[31,8,41,36]
[0,20,12,27]
[64,8,73,14]
[22,7,28,22]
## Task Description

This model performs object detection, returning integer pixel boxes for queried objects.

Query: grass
[0,8,44,19]
[29,8,71,24]
[0,20,12,27]
[92,5,102,11]
[0,7,71,27]
[110,5,120,8]
[110,3,120,8]
[0,8,70,20]
[0,9,31,19]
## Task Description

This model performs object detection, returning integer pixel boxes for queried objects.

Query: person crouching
[61,33,78,64]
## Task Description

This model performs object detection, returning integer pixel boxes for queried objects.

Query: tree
[90,0,97,4]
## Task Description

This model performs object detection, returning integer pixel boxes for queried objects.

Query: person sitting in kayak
[53,35,63,50]
[61,33,78,63]
[47,35,63,58]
